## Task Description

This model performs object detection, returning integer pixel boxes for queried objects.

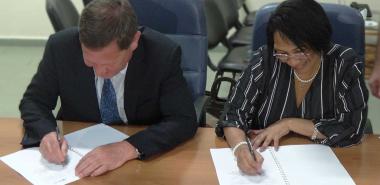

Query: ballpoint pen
[246,135,262,174]
[56,125,65,166]
[56,125,63,145]
[56,125,83,158]
[245,135,256,161]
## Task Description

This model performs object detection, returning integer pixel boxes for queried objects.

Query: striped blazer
[216,44,369,147]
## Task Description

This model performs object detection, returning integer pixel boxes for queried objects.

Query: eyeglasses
[273,52,310,62]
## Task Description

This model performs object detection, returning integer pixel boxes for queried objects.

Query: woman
[216,0,369,175]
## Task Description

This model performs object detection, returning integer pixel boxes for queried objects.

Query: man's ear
[129,31,141,52]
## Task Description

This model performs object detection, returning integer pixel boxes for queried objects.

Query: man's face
[81,32,140,79]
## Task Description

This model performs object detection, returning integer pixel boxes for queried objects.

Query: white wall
[0,0,378,39]
[0,0,83,39]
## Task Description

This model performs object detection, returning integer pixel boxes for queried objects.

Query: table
[0,118,379,185]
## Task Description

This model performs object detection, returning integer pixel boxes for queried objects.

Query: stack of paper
[1,124,128,185]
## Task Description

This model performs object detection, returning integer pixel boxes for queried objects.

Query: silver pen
[56,125,63,144]
[245,135,256,161]
[56,125,65,166]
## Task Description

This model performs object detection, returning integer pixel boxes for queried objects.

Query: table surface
[0,118,379,185]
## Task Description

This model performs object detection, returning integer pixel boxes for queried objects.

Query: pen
[56,125,63,144]
[56,125,65,166]
[245,135,256,161]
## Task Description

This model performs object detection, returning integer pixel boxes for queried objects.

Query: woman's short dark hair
[79,0,138,49]
[266,0,332,54]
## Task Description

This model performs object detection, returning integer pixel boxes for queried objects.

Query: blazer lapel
[75,50,101,121]
[124,39,147,122]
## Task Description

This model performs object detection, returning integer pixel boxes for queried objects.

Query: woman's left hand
[250,118,291,151]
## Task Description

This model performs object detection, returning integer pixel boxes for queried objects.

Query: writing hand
[40,131,68,164]
[235,145,264,175]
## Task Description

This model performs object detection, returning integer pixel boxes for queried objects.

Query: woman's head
[267,0,332,61]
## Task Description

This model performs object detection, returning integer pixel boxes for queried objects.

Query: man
[369,25,380,98]
[19,0,197,178]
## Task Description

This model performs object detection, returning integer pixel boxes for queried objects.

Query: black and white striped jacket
[216,44,369,147]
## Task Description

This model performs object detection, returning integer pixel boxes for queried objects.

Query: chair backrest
[213,0,239,29]
[129,0,207,100]
[204,0,229,49]
[252,3,365,60]
[46,0,79,32]
[83,0,92,6]
[235,0,246,9]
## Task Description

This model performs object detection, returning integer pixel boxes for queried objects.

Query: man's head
[79,0,140,78]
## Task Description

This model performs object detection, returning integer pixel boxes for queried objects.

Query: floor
[0,41,379,134]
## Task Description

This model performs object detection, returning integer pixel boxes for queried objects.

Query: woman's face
[273,31,317,71]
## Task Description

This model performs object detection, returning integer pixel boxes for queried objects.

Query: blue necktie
[100,79,123,124]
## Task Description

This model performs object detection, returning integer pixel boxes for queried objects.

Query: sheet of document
[210,144,356,185]
[210,148,285,185]
[1,124,128,185]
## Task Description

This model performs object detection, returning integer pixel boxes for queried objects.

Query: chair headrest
[252,3,364,58]
[129,0,206,36]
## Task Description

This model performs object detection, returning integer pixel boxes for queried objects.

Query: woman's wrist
[231,141,248,157]
[281,118,293,132]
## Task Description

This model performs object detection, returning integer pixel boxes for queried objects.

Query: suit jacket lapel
[124,39,146,122]
[75,47,101,121]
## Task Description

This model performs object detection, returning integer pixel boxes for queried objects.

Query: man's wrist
[120,141,141,160]
[134,147,144,160]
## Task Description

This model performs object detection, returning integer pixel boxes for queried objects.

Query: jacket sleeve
[215,48,266,137]
[314,53,369,147]
[125,46,197,159]
[19,35,59,147]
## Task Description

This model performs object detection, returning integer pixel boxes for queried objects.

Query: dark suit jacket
[19,27,197,159]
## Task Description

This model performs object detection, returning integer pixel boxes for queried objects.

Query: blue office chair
[129,0,208,125]
[252,3,365,61]
[252,3,372,133]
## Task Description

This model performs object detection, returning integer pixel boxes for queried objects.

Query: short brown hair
[79,0,138,49]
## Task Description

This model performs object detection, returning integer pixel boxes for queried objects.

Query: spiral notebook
[210,144,356,185]
[1,124,128,185]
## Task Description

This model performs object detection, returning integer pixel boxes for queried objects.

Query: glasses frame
[273,51,311,62]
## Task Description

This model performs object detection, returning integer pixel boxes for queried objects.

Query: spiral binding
[269,148,290,185]
[68,145,84,157]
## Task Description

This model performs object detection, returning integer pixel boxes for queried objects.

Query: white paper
[210,144,356,185]
[1,124,128,185]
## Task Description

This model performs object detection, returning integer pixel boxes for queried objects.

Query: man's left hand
[75,141,138,177]
[250,118,291,151]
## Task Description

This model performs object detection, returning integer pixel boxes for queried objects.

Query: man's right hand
[235,145,264,175]
[39,131,68,164]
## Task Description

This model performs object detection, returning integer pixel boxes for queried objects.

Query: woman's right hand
[235,145,264,175]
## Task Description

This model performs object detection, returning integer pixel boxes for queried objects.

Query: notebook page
[210,144,356,185]
[1,124,128,185]
[64,123,128,155]
[270,144,356,185]
[210,148,287,185]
